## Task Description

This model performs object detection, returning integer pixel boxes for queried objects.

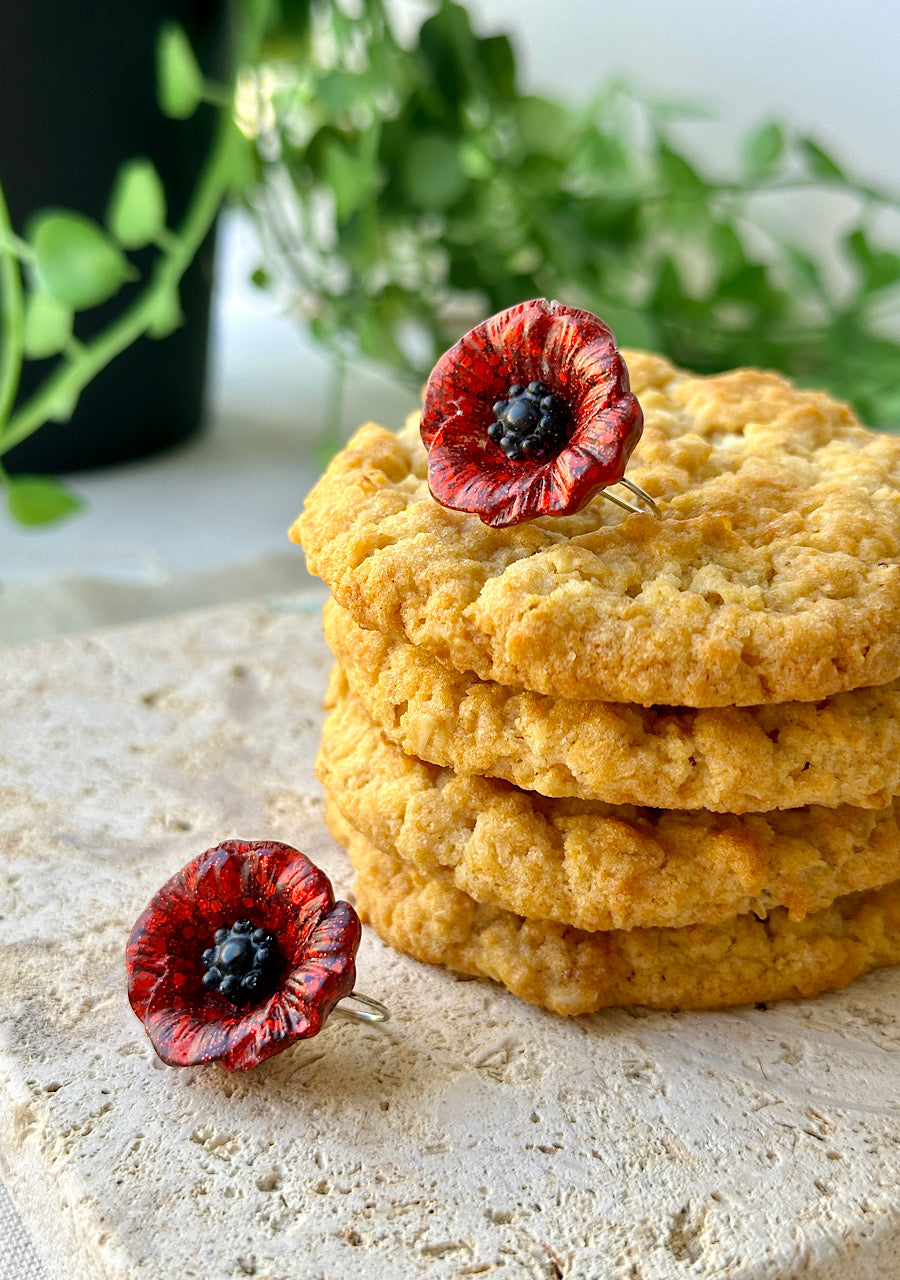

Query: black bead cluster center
[488,380,571,461]
[202,919,279,1005]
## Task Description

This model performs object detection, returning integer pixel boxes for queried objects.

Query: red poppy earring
[421,298,659,528]
[125,840,388,1072]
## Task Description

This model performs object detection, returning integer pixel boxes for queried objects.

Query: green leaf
[30,212,137,310]
[743,120,784,176]
[516,154,564,197]
[315,70,376,116]
[322,139,377,222]
[417,1,480,106]
[156,23,204,120]
[309,314,336,348]
[845,227,870,264]
[844,228,900,293]
[358,303,404,365]
[580,198,640,248]
[657,141,705,192]
[785,246,824,296]
[651,254,683,309]
[717,263,770,303]
[571,129,629,181]
[799,137,845,181]
[515,96,575,157]
[107,160,167,249]
[22,291,72,359]
[867,249,900,291]
[710,223,749,282]
[229,137,259,196]
[459,140,493,181]
[479,34,516,101]
[644,92,713,123]
[401,133,467,209]
[326,2,356,56]
[145,286,183,338]
[6,475,83,526]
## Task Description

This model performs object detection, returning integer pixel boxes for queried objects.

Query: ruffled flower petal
[126,841,361,1071]
[421,298,643,527]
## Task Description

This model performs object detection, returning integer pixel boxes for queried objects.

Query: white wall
[392,0,899,185]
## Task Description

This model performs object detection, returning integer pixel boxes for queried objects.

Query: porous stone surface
[1,597,899,1280]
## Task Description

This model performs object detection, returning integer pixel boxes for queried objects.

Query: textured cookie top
[295,352,900,706]
[318,681,900,932]
[335,809,900,1016]
[325,599,900,812]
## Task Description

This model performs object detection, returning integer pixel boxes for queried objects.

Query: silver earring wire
[334,992,390,1024]
[601,476,660,518]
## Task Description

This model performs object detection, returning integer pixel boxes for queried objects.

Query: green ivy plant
[1,0,898,526]
[252,0,900,442]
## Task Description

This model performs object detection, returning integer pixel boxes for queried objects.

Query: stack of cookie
[292,348,900,1014]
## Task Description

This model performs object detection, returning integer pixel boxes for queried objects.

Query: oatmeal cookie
[318,682,900,931]
[294,352,900,706]
[325,598,900,812]
[328,806,900,1015]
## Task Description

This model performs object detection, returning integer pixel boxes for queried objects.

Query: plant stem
[0,125,238,457]
[0,0,271,460]
[0,179,25,430]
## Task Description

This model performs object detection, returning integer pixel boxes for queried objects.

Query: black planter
[0,0,230,474]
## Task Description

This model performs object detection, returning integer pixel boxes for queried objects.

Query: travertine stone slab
[0,598,899,1280]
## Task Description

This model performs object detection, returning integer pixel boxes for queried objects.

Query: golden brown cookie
[294,352,900,706]
[324,598,900,812]
[318,682,900,931]
[328,806,900,1015]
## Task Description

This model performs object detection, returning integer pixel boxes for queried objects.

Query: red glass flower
[421,298,644,527]
[126,840,361,1071]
